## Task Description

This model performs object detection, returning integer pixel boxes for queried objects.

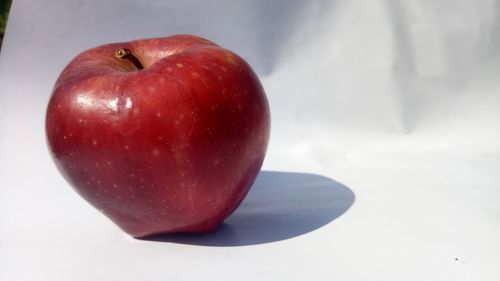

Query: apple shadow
[141,171,355,246]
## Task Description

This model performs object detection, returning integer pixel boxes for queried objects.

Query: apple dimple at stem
[114,48,144,70]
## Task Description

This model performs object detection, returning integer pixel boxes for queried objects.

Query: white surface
[1,0,499,280]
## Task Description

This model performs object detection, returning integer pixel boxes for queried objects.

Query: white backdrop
[1,0,499,280]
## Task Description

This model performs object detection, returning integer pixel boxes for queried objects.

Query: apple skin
[45,35,270,238]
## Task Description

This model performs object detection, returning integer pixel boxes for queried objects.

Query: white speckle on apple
[176,63,183,68]
[213,158,220,165]
[113,184,118,188]
[221,66,227,72]
[92,140,98,146]
[152,149,160,156]
[107,97,119,111]
[191,71,199,78]
[140,178,145,182]
[78,118,83,123]
[155,112,161,117]
[124,145,130,150]
[107,160,112,166]
[217,76,222,81]
[129,173,135,178]
[63,135,67,140]
[125,97,133,109]
[167,67,173,72]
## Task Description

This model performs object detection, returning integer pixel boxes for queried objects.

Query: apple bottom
[61,153,265,238]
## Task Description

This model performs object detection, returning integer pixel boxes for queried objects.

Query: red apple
[45,35,270,238]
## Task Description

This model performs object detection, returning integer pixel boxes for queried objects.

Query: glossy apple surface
[46,35,270,238]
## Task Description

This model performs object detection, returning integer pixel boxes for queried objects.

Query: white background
[1,0,499,280]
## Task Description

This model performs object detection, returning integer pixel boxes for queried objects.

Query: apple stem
[115,48,144,70]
